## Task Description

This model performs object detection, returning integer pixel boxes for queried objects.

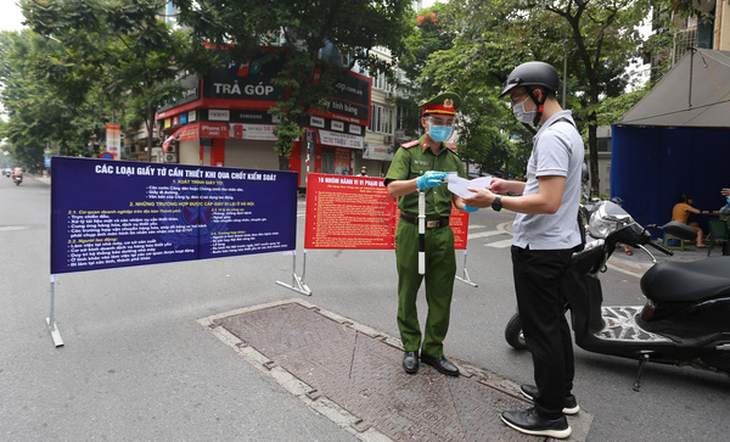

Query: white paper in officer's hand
[446,174,493,198]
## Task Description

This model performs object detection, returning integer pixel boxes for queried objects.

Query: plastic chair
[663,232,685,251]
[707,218,729,256]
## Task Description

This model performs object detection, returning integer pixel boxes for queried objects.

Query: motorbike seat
[640,256,730,303]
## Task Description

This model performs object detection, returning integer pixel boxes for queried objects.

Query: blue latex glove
[416,171,447,190]
[462,204,479,213]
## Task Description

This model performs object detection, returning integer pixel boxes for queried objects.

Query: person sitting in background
[671,193,707,248]
[718,188,730,230]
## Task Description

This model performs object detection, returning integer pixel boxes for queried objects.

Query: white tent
[617,48,730,128]
[611,48,730,231]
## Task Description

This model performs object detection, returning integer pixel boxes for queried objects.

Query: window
[371,73,393,93]
[369,105,393,134]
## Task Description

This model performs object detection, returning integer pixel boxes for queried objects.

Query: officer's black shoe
[501,407,571,439]
[520,384,580,415]
[420,354,459,377]
[402,351,419,374]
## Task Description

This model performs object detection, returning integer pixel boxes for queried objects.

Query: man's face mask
[511,95,536,124]
[427,117,454,142]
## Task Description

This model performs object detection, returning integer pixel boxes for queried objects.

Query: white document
[445,173,493,198]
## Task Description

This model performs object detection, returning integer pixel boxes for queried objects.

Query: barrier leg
[47,275,64,347]
[455,249,478,287]
[276,250,312,296]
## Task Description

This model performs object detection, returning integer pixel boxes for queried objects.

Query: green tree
[176,0,412,170]
[22,0,212,161]
[0,30,110,167]
[395,4,456,142]
[409,3,530,176]
[643,1,729,83]
[428,0,649,190]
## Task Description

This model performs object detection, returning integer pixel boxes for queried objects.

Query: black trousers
[511,245,576,419]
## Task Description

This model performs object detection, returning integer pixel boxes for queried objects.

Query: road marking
[606,261,645,278]
[467,230,505,239]
[486,239,513,248]
[0,226,29,232]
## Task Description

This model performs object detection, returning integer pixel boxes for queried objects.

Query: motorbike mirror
[662,221,698,241]
[581,163,589,184]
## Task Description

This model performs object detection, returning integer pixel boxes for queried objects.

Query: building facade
[153,48,398,187]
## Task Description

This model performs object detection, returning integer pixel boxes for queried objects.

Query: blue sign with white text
[50,157,298,274]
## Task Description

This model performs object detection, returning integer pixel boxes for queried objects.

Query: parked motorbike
[504,200,730,390]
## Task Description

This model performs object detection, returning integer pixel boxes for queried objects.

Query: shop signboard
[105,124,121,159]
[362,143,395,161]
[158,75,201,114]
[230,123,278,141]
[313,71,371,126]
[203,51,287,104]
[319,129,363,150]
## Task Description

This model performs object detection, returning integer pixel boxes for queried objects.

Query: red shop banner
[304,173,468,250]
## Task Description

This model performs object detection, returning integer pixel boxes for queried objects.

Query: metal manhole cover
[199,299,591,442]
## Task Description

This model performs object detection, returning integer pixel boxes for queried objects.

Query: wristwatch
[491,195,502,212]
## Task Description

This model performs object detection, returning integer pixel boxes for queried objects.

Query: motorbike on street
[13,173,23,186]
[504,200,730,390]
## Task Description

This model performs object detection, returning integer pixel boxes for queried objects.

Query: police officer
[384,92,478,377]
[359,166,369,177]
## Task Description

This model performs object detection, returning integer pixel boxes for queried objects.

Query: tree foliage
[176,0,413,169]
[0,30,111,168]
[395,3,455,142]
[20,0,212,161]
[420,0,650,187]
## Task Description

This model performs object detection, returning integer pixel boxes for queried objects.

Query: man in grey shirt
[464,61,584,440]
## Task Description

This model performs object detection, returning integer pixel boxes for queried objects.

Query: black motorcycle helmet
[499,61,560,125]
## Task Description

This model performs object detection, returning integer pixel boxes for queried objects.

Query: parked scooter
[504,200,730,390]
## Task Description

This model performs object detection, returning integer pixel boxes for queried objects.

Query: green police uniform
[385,136,466,358]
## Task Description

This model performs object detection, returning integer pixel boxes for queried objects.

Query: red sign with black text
[304,173,468,250]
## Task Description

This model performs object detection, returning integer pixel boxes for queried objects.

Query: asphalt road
[1,174,728,441]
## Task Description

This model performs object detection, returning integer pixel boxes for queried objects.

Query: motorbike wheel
[505,313,527,350]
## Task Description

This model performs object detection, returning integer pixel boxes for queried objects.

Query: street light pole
[563,40,568,108]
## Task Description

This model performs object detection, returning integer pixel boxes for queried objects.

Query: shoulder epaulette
[446,145,461,158]
[400,140,420,149]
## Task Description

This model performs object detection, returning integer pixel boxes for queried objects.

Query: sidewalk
[33,173,51,185]
[497,215,721,276]
[609,239,725,276]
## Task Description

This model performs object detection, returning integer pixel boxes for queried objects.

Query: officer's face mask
[427,117,454,143]
[511,95,536,124]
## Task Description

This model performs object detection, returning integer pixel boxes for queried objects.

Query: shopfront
[156,49,371,189]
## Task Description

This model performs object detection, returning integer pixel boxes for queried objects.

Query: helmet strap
[525,87,546,126]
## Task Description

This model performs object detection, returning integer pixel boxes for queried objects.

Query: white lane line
[0,226,29,232]
[486,239,514,249]
[468,230,505,240]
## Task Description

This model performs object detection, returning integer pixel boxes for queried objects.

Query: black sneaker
[501,407,572,439]
[520,384,580,415]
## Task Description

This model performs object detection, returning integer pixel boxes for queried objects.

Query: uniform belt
[400,214,450,228]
